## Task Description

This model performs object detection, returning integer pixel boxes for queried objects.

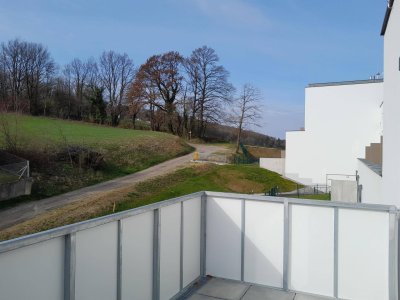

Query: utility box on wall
[330,180,358,203]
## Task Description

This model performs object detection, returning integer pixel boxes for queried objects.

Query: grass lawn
[116,163,298,211]
[0,163,298,240]
[0,114,193,203]
[284,193,331,201]
[0,171,18,184]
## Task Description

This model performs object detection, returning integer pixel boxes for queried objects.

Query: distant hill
[203,123,285,149]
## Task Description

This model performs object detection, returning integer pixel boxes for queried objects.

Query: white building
[382,0,400,206]
[284,0,400,206]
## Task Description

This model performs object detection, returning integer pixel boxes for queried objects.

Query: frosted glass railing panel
[121,211,153,300]
[338,209,389,300]
[0,237,64,300]
[244,201,284,287]
[206,197,242,280]
[290,205,334,297]
[75,221,118,300]
[183,197,201,287]
[160,203,181,300]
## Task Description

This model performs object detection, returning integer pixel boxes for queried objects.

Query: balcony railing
[0,191,398,300]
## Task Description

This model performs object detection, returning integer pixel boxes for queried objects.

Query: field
[0,114,193,202]
[0,163,298,240]
[246,145,283,158]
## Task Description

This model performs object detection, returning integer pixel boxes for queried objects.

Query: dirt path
[0,144,226,230]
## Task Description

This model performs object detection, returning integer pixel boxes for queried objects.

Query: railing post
[334,207,339,298]
[283,199,290,291]
[64,233,76,300]
[200,193,207,278]
[180,201,184,291]
[117,220,123,300]
[241,199,245,282]
[388,210,398,300]
[153,209,161,300]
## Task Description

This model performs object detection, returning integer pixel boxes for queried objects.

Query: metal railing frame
[0,191,398,300]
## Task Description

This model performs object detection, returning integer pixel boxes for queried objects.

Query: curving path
[0,144,226,230]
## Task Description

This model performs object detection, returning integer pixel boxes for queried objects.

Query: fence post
[388,210,398,300]
[117,220,123,300]
[283,199,290,291]
[200,193,207,278]
[153,209,161,300]
[64,233,76,300]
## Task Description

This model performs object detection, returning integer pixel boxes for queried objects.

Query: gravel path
[0,144,226,230]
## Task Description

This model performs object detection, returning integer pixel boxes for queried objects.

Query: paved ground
[184,278,339,300]
[0,144,225,230]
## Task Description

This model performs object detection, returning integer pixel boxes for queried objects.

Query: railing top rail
[205,191,397,212]
[0,191,205,254]
[0,190,397,254]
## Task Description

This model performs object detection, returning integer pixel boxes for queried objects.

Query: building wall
[358,160,382,205]
[259,158,285,175]
[285,82,383,185]
[383,0,400,206]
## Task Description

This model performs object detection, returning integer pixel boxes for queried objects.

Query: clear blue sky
[0,0,386,138]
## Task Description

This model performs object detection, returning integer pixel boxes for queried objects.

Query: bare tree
[24,42,55,115]
[229,84,262,153]
[136,51,183,133]
[185,46,234,137]
[98,51,135,126]
[63,58,97,119]
[0,39,27,111]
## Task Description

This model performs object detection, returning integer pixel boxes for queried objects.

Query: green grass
[115,164,298,212]
[0,171,18,184]
[284,193,331,201]
[1,114,171,146]
[0,114,193,204]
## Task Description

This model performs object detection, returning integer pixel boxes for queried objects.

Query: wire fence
[0,150,30,182]
[267,184,331,199]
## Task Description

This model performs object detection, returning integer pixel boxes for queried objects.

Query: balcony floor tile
[195,278,250,300]
[184,278,337,300]
[242,285,295,300]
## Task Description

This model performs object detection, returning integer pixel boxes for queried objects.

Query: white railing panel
[244,201,284,287]
[160,203,181,300]
[0,237,64,300]
[75,222,118,300]
[290,205,334,297]
[338,209,389,300]
[183,197,201,287]
[121,212,153,300]
[206,197,242,280]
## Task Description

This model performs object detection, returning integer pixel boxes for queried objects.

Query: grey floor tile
[294,293,334,300]
[242,285,295,300]
[187,294,221,300]
[196,278,250,300]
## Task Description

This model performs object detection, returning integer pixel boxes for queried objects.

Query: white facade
[259,158,285,175]
[285,81,383,185]
[357,159,382,204]
[382,0,400,206]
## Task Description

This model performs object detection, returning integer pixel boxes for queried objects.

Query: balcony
[0,191,398,300]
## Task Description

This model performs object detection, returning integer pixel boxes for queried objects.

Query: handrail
[0,190,397,254]
[0,191,205,254]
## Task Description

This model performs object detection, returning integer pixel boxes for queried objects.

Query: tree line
[0,38,280,148]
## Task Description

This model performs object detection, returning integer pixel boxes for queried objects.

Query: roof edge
[381,0,394,36]
[307,79,383,88]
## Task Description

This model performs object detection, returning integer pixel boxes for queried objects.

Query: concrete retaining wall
[0,178,33,201]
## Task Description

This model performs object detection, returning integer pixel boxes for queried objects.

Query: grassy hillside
[0,114,193,202]
[0,163,297,240]
[116,164,297,211]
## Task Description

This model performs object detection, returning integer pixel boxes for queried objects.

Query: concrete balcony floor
[184,278,336,300]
